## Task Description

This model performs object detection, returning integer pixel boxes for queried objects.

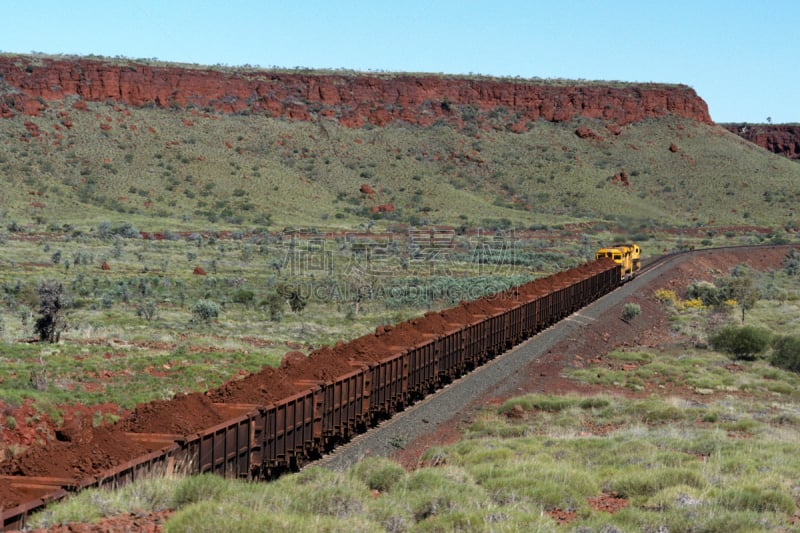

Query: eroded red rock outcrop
[723,123,800,161]
[0,55,712,129]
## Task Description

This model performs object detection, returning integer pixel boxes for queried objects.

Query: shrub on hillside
[686,280,722,307]
[654,288,678,305]
[709,325,771,361]
[231,289,255,308]
[260,292,284,322]
[621,302,641,322]
[783,249,800,276]
[136,300,158,322]
[192,300,220,323]
[770,335,800,372]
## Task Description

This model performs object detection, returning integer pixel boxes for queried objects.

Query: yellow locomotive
[596,243,641,282]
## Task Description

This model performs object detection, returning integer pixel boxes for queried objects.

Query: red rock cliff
[723,123,800,161]
[0,56,712,129]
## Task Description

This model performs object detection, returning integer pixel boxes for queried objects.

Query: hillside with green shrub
[1,87,799,234]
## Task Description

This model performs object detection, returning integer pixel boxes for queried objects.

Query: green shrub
[709,325,771,361]
[621,302,641,321]
[770,335,800,372]
[191,299,220,323]
[231,288,255,307]
[686,280,722,307]
[783,249,800,276]
[135,300,157,321]
[261,292,285,322]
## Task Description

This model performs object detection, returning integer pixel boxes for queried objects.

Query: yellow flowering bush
[654,288,678,305]
[681,298,706,310]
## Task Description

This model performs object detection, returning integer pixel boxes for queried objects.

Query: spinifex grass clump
[424,391,800,531]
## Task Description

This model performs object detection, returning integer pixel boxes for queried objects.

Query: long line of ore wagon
[1,258,621,531]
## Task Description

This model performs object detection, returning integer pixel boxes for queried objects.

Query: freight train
[2,257,622,531]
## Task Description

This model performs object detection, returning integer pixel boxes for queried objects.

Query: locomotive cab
[596,243,640,282]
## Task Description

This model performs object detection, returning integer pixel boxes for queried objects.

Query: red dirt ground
[6,245,799,531]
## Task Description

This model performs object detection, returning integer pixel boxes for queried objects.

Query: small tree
[277,284,306,314]
[262,292,285,322]
[34,281,70,343]
[720,274,759,323]
[136,300,158,321]
[288,290,306,314]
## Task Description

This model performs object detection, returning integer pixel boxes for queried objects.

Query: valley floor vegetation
[0,225,789,428]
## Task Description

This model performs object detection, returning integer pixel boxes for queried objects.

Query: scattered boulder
[611,169,630,186]
[370,203,395,214]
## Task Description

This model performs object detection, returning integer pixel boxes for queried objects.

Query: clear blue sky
[2,1,796,123]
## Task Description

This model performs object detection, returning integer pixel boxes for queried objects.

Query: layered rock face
[723,124,800,161]
[0,56,712,129]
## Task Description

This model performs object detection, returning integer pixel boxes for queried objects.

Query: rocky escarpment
[0,55,712,130]
[723,123,800,161]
